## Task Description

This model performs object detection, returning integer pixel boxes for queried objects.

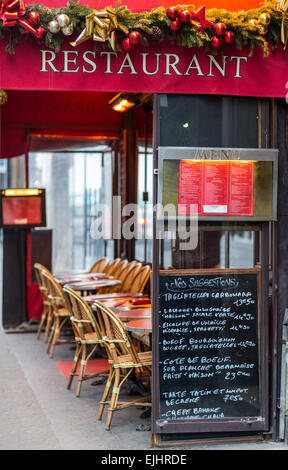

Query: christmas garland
[0,0,287,56]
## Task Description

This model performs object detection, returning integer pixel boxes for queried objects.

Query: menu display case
[0,188,46,229]
[158,147,278,221]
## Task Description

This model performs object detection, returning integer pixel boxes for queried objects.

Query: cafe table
[54,272,110,286]
[125,318,152,334]
[54,269,89,277]
[111,308,151,323]
[82,292,145,304]
[111,299,151,311]
[64,279,121,295]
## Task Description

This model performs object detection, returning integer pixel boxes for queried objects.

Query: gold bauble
[249,19,259,26]
[259,13,271,26]
[0,90,7,105]
[249,19,260,32]
[258,25,268,36]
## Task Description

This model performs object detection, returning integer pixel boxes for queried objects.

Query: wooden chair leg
[36,305,48,340]
[44,310,53,344]
[67,342,82,390]
[97,368,115,421]
[46,316,56,354]
[49,316,60,358]
[76,344,87,397]
[105,368,121,431]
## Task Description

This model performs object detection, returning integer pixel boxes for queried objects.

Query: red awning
[0,0,278,158]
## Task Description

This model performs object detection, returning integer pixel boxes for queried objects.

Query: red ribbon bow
[190,6,215,32]
[0,0,43,37]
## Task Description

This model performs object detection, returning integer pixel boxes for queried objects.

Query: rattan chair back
[34,263,50,302]
[129,265,151,294]
[34,263,53,340]
[107,260,137,293]
[89,257,110,274]
[111,259,128,279]
[94,301,140,365]
[41,269,65,312]
[92,259,129,295]
[104,258,122,276]
[63,287,102,342]
[120,262,143,293]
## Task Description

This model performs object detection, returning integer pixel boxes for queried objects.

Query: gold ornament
[278,0,288,48]
[258,25,268,36]
[70,8,124,51]
[0,90,7,105]
[248,19,260,32]
[259,13,271,26]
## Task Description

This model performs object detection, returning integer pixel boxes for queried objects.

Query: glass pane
[158,94,260,271]
[135,146,153,262]
[160,94,259,148]
[29,150,112,272]
[229,231,254,268]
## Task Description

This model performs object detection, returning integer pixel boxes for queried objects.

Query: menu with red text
[178,161,203,215]
[229,162,254,216]
[178,160,254,216]
[203,161,229,215]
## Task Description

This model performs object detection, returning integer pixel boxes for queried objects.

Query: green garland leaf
[0,0,285,56]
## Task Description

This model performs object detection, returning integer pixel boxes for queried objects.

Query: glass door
[152,94,273,441]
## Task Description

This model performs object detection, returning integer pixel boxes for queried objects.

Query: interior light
[183,122,189,128]
[109,93,140,113]
[2,188,42,197]
[113,99,135,112]
[138,218,149,226]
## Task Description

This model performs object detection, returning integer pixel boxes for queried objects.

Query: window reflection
[29,149,112,272]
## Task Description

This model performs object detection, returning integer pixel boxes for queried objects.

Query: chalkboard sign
[154,268,266,434]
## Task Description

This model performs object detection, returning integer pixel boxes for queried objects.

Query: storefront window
[29,148,113,272]
[159,94,263,270]
[153,94,272,436]
[159,94,259,148]
[135,145,153,263]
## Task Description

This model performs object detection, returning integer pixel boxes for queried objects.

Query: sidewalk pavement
[0,329,287,451]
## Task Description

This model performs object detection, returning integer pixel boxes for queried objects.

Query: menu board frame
[152,267,269,436]
[157,147,278,221]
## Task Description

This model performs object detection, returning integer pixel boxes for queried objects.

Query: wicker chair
[89,257,110,274]
[41,269,74,358]
[34,263,52,341]
[125,265,152,350]
[93,260,138,296]
[128,265,151,294]
[109,259,128,279]
[94,301,152,430]
[118,262,143,294]
[62,287,109,397]
[103,258,122,276]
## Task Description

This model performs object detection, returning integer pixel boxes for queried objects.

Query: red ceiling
[1,90,152,158]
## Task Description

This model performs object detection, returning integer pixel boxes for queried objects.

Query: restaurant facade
[1,0,288,446]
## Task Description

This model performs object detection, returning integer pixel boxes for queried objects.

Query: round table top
[54,269,89,277]
[112,299,151,311]
[55,273,110,285]
[125,318,152,333]
[83,293,144,303]
[116,308,152,322]
[64,279,121,291]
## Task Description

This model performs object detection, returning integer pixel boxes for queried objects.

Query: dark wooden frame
[152,266,269,435]
[152,93,273,443]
